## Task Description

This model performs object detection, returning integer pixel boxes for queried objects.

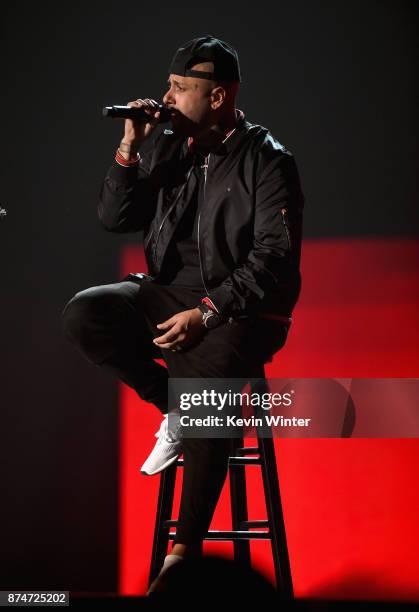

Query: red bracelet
[115,149,140,165]
[115,148,140,166]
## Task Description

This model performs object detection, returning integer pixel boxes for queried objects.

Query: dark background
[0,0,417,591]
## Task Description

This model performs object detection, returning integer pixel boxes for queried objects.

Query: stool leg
[228,436,251,566]
[250,375,294,599]
[148,462,177,585]
[258,434,294,599]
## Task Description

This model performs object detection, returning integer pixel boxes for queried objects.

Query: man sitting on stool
[61,35,305,594]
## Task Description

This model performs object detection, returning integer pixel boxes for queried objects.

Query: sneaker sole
[140,451,181,476]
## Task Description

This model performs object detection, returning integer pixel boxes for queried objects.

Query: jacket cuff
[107,157,140,185]
[207,286,236,319]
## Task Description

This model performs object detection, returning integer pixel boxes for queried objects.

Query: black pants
[61,277,289,547]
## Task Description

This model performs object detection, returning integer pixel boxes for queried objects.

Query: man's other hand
[153,308,205,351]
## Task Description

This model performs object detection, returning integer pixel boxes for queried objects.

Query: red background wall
[119,238,419,600]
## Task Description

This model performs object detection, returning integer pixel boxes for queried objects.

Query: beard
[169,108,211,138]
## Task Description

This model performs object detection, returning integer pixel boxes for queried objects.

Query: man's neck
[192,110,238,155]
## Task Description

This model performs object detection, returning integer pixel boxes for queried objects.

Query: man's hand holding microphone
[118,98,162,161]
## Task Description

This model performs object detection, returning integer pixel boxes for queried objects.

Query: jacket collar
[182,108,246,158]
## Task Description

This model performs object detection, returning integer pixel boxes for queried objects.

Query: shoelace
[154,416,179,444]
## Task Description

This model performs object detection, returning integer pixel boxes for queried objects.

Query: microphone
[102,104,172,123]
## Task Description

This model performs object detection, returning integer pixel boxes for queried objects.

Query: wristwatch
[197,303,223,329]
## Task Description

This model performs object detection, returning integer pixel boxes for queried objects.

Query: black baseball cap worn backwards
[168,35,241,83]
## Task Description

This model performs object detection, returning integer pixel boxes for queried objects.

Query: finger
[159,341,181,350]
[145,100,161,120]
[153,336,178,347]
[138,98,159,115]
[156,319,176,330]
[154,336,179,349]
[143,99,154,111]
[154,330,179,345]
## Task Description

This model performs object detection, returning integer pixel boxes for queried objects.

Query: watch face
[203,310,221,329]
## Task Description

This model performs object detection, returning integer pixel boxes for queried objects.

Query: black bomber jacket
[98,108,305,322]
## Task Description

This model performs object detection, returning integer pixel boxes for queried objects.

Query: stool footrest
[234,447,260,455]
[167,530,271,541]
[177,457,261,466]
[229,456,261,465]
[163,519,269,529]
[239,520,269,528]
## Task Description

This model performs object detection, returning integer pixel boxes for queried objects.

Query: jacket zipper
[281,208,291,250]
[197,154,210,296]
[144,227,153,251]
[153,165,194,268]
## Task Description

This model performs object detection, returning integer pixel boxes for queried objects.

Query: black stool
[148,366,294,599]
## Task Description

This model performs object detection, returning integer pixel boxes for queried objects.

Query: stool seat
[147,367,294,600]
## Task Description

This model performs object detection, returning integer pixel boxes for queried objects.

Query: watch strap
[196,303,222,328]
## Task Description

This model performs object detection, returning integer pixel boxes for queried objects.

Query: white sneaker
[140,414,183,476]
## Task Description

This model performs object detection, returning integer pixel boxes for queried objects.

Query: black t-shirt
[156,153,208,292]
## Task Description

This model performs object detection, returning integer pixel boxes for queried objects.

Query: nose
[163,88,174,107]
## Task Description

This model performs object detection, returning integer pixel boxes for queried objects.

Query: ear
[210,85,226,110]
